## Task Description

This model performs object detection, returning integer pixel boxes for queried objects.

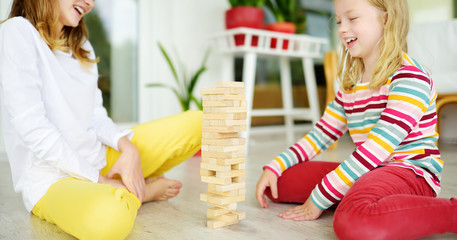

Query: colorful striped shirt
[264,54,442,210]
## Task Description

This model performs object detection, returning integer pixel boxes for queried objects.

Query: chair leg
[435,94,457,145]
[324,51,339,150]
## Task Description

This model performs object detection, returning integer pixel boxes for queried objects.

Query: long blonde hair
[337,0,409,92]
[6,0,98,66]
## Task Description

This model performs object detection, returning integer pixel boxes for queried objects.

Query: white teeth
[74,6,84,15]
[346,38,356,43]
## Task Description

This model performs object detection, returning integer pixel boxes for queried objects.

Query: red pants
[265,161,457,239]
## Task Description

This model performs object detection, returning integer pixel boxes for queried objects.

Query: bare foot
[143,178,182,202]
[145,175,164,184]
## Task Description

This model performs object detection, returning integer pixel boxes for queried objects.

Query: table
[211,27,328,145]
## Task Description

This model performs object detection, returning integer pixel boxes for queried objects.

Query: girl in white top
[0,0,202,239]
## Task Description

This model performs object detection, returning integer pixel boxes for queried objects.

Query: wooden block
[201,175,232,185]
[212,212,239,222]
[232,210,246,220]
[201,144,245,153]
[202,113,247,120]
[201,157,244,166]
[199,168,215,177]
[216,169,245,179]
[201,149,245,159]
[203,106,247,114]
[237,188,246,196]
[203,100,246,107]
[202,132,239,139]
[206,207,231,218]
[209,188,243,197]
[201,87,244,95]
[201,163,231,172]
[202,125,246,133]
[232,175,246,183]
[215,81,245,88]
[229,87,245,94]
[202,100,234,107]
[200,88,229,95]
[202,94,246,101]
[202,119,246,127]
[207,218,238,229]
[201,138,246,146]
[231,163,246,170]
[214,182,245,192]
[208,184,244,197]
[207,202,237,210]
[200,193,245,205]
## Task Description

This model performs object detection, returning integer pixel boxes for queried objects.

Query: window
[85,0,139,122]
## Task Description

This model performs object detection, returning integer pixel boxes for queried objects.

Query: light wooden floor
[1,133,456,240]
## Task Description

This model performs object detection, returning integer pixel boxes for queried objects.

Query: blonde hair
[5,0,98,66]
[337,0,409,92]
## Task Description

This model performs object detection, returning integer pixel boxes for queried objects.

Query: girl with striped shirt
[255,0,457,238]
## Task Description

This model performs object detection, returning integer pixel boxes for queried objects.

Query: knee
[184,110,202,125]
[334,209,366,240]
[81,189,139,240]
[333,207,383,240]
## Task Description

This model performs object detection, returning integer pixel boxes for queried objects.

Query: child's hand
[255,168,278,208]
[278,197,323,221]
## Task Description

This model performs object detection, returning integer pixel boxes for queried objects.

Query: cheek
[337,27,344,39]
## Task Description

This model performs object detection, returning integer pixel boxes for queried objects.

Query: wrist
[98,174,106,184]
[118,137,139,155]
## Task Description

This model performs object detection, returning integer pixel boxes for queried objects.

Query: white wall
[408,0,454,23]
[0,0,12,20]
[407,0,457,143]
[138,0,230,123]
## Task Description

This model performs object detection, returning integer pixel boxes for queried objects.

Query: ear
[383,12,388,25]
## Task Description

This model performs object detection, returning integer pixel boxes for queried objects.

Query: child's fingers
[255,181,268,208]
[270,180,278,199]
[106,168,118,179]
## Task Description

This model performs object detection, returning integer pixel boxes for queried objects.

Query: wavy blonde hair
[6,0,98,66]
[337,0,409,92]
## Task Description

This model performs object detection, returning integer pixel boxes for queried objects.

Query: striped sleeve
[310,66,433,210]
[264,91,348,177]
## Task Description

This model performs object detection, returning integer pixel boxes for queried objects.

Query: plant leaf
[158,42,179,85]
[145,82,174,89]
[188,48,210,94]
[190,95,203,110]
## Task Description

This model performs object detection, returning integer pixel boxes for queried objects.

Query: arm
[106,136,145,202]
[0,18,98,182]
[256,94,348,208]
[84,41,144,200]
[264,92,348,177]
[310,67,433,210]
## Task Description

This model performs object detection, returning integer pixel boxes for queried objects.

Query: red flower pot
[265,22,296,50]
[225,7,264,46]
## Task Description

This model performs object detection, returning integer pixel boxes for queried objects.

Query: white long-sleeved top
[0,17,132,211]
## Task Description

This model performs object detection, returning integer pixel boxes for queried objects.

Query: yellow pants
[32,110,202,240]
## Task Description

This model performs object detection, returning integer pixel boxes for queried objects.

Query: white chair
[407,19,457,142]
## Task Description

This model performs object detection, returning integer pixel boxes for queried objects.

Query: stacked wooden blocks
[200,81,247,229]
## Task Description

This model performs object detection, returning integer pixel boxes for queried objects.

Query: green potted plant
[264,0,306,49]
[146,42,209,111]
[225,0,267,46]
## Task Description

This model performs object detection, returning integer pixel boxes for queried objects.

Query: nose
[84,0,95,8]
[337,20,348,35]
[82,0,95,12]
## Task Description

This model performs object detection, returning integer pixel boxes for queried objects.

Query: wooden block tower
[200,81,247,229]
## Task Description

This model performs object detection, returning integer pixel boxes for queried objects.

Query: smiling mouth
[74,5,84,15]
[346,37,357,48]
